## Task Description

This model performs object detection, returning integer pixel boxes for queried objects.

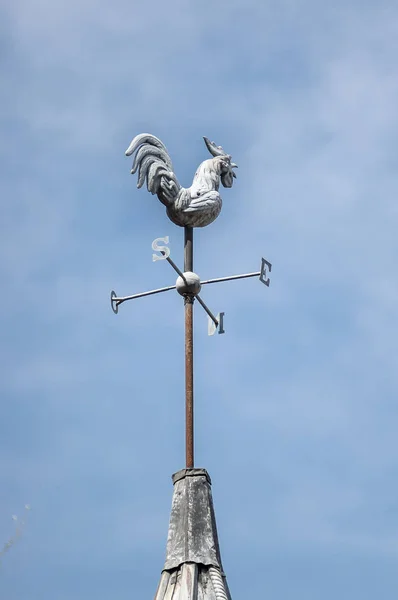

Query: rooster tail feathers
[130,145,172,174]
[125,133,168,157]
[147,163,169,192]
[125,133,181,207]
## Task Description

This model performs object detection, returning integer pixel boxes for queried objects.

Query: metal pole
[184,226,193,272]
[184,226,194,469]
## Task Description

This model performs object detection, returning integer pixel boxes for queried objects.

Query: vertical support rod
[184,226,193,272]
[185,299,194,468]
[184,226,194,469]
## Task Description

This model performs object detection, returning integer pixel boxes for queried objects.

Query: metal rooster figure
[125,134,237,228]
[111,133,271,600]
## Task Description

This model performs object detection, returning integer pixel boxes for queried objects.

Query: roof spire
[155,469,231,600]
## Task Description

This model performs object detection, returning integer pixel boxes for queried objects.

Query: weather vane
[110,133,272,469]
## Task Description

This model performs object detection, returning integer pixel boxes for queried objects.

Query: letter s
[152,236,170,262]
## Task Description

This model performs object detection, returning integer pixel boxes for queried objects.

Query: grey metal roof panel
[154,468,232,599]
[154,564,231,600]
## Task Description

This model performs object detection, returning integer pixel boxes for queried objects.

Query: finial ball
[176,272,201,297]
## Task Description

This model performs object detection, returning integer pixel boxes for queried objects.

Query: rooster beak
[232,171,237,178]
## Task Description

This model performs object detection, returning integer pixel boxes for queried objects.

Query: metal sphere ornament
[176,272,202,297]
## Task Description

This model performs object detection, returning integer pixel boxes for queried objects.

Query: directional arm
[201,258,272,287]
[110,285,175,314]
[201,271,260,286]
[195,295,219,327]
[162,252,186,281]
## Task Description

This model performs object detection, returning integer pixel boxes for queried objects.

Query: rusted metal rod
[184,226,194,469]
[185,297,194,468]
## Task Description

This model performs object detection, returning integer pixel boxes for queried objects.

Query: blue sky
[1,0,398,597]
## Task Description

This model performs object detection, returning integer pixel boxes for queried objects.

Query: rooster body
[125,134,237,228]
